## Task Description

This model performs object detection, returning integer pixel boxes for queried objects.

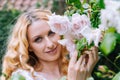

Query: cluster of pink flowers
[47,13,101,57]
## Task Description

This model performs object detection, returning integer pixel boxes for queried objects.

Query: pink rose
[71,13,91,35]
[47,14,71,35]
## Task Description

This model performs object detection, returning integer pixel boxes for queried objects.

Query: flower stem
[100,54,120,71]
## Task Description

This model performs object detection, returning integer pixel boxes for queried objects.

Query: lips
[45,47,57,54]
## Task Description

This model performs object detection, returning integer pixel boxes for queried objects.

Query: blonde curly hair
[1,9,69,80]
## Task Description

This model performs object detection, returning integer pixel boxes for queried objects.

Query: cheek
[53,35,62,49]
[31,43,45,55]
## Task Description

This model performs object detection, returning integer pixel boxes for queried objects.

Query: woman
[1,9,98,80]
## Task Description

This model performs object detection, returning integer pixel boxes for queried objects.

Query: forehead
[27,20,50,38]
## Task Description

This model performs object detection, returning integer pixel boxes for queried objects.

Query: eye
[48,30,55,36]
[34,37,42,43]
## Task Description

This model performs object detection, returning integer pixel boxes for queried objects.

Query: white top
[11,69,47,80]
[11,69,94,80]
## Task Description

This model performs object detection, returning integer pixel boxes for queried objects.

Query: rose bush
[48,0,120,80]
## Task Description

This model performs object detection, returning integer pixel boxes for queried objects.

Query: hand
[67,50,88,80]
[82,46,99,77]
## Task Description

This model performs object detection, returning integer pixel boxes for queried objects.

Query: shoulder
[11,69,33,80]
[12,69,30,75]
[11,69,47,80]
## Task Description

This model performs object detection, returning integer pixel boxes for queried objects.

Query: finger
[90,46,98,62]
[85,50,93,67]
[81,58,86,68]
[76,54,86,69]
[80,58,86,71]
[84,50,93,62]
[69,50,78,65]
[87,47,98,73]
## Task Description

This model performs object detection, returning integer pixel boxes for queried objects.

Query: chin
[49,53,61,61]
[46,45,62,62]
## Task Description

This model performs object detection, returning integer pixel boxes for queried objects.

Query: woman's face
[27,20,62,62]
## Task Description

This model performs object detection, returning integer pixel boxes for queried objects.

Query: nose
[45,36,54,49]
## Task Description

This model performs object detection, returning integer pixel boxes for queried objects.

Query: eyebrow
[31,34,42,41]
[31,30,52,41]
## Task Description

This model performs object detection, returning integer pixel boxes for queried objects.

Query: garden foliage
[0,9,21,75]
[65,0,120,80]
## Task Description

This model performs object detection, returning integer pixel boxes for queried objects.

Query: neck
[35,59,64,80]
[40,59,61,75]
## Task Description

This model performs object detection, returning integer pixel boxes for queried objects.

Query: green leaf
[76,38,87,51]
[114,55,120,67]
[112,72,120,80]
[77,51,81,59]
[100,32,117,56]
[10,73,26,80]
[76,38,87,58]
[95,72,103,78]
[97,0,105,9]
[66,0,80,5]
[66,0,82,9]
[89,0,96,4]
[114,33,120,42]
[106,27,116,33]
